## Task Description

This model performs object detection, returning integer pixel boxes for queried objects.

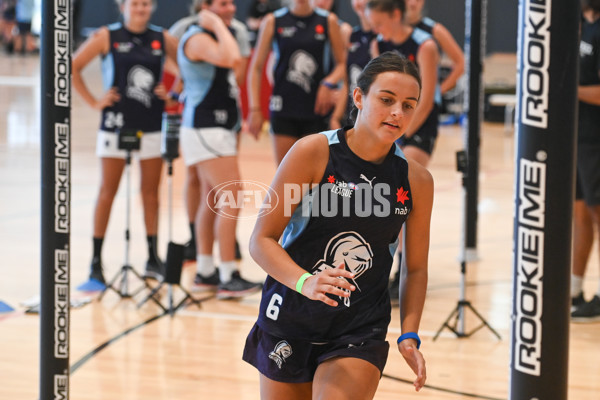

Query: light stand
[99,129,151,300]
[137,113,204,315]
[433,151,501,340]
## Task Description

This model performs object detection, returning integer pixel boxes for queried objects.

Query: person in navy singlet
[243,52,432,398]
[332,0,377,128]
[405,0,464,96]
[72,0,178,285]
[247,0,346,165]
[367,0,439,167]
[177,2,262,299]
[570,0,600,321]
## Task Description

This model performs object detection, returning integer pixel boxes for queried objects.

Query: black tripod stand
[433,151,501,340]
[100,130,151,300]
[137,113,204,315]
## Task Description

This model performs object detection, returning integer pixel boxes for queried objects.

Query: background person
[570,0,600,322]
[247,0,346,165]
[168,0,252,264]
[177,3,261,299]
[72,0,178,285]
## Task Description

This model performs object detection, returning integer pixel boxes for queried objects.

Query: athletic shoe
[144,258,164,281]
[571,295,600,323]
[235,240,243,261]
[192,270,220,292]
[183,239,196,262]
[571,292,585,312]
[388,270,401,306]
[217,271,262,299]
[89,257,106,284]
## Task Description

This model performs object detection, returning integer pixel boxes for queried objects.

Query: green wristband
[295,272,312,294]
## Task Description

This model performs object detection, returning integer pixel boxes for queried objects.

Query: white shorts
[96,130,162,160]
[180,126,237,166]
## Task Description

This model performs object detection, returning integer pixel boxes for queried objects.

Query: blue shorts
[396,105,439,155]
[242,323,390,383]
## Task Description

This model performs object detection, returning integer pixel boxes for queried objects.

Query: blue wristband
[397,332,421,349]
[321,81,338,90]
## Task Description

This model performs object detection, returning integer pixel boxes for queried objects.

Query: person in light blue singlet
[72,0,178,285]
[247,0,346,165]
[177,3,262,299]
[243,52,433,398]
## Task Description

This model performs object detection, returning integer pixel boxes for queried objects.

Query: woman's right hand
[93,87,120,110]
[300,265,356,307]
[198,9,223,32]
[247,110,264,139]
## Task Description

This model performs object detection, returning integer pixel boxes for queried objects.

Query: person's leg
[198,156,262,298]
[139,157,163,278]
[588,204,600,298]
[312,357,380,400]
[184,164,200,260]
[139,157,163,236]
[572,200,593,300]
[401,145,431,168]
[91,157,126,281]
[272,134,298,166]
[259,374,312,400]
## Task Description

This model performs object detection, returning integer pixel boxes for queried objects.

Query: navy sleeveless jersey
[270,7,332,119]
[256,128,413,341]
[377,28,442,106]
[178,25,240,130]
[578,17,600,143]
[100,23,165,132]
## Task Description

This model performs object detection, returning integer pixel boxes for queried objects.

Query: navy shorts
[396,105,439,155]
[576,142,600,205]
[269,115,329,138]
[242,323,390,383]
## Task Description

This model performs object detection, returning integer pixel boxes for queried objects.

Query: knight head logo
[325,232,373,279]
[287,50,317,93]
[312,232,374,307]
[126,65,154,108]
[268,340,292,369]
[128,66,154,92]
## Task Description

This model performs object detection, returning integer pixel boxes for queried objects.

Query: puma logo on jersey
[360,174,376,188]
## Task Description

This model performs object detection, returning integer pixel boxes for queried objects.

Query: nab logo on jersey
[113,41,133,53]
[150,40,163,56]
[314,24,325,41]
[278,26,296,38]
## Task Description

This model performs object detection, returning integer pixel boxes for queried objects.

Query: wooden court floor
[1,55,600,399]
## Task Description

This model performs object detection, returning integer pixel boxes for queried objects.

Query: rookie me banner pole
[40,0,72,398]
[509,0,579,398]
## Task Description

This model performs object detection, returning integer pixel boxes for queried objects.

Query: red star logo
[327,175,336,184]
[315,24,324,34]
[409,54,415,63]
[151,40,161,50]
[396,187,409,205]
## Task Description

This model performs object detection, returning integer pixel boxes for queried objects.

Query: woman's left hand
[398,340,426,392]
[154,83,169,101]
[314,84,336,116]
